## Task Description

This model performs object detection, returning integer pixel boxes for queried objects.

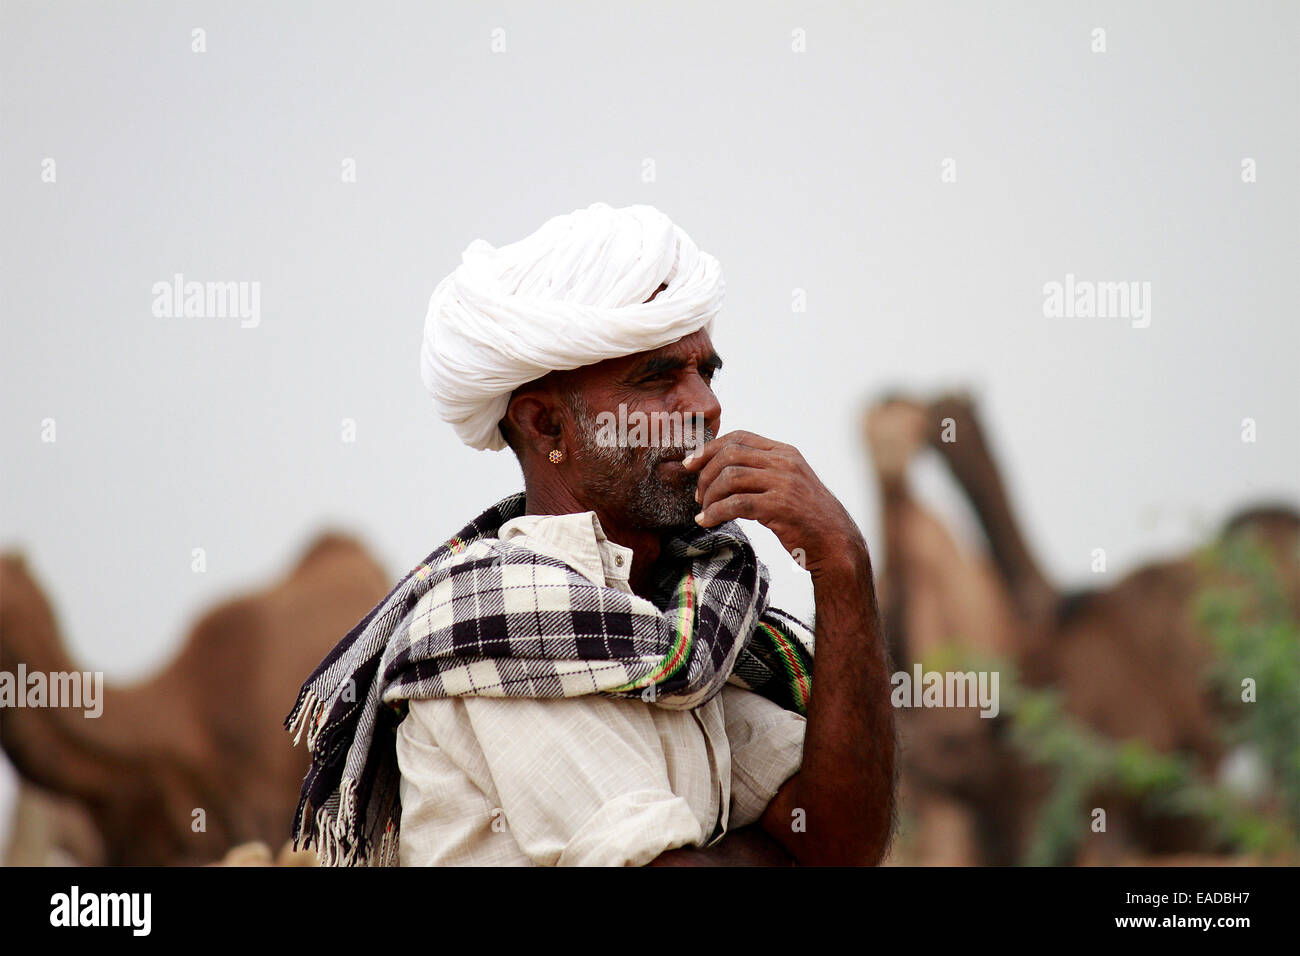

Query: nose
[677,367,722,437]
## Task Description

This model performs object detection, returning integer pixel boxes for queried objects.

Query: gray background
[3,0,1296,690]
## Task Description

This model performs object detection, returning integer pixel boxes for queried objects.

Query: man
[285,203,896,866]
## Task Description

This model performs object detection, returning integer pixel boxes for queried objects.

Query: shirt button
[615,555,624,567]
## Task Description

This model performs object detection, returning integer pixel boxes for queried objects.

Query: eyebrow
[631,351,724,380]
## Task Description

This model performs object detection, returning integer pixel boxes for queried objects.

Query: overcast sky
[2,0,1296,695]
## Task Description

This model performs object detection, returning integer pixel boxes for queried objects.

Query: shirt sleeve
[397,694,708,866]
[720,684,807,829]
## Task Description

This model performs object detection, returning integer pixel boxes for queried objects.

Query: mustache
[644,427,715,464]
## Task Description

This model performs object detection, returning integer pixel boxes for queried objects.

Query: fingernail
[694,488,699,502]
[694,513,706,525]
[682,453,696,466]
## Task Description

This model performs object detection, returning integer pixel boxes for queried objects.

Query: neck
[523,483,663,600]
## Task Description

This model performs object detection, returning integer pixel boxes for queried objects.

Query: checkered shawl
[284,492,815,866]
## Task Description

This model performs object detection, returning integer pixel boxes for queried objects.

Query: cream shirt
[395,510,808,866]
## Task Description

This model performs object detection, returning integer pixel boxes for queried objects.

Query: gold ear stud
[548,448,565,464]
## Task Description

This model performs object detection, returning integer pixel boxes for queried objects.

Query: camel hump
[295,531,375,570]
[0,551,43,604]
[1221,504,1300,539]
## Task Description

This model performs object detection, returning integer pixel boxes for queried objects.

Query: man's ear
[503,388,562,451]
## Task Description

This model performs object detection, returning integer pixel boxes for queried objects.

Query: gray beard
[565,394,715,530]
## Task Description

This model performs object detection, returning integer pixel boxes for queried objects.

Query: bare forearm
[683,429,898,865]
[765,538,897,865]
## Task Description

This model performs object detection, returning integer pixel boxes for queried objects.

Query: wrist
[809,530,870,583]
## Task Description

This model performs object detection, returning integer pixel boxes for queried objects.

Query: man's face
[561,329,722,530]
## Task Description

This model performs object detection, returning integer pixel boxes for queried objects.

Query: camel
[207,839,318,867]
[0,533,390,865]
[2,779,105,866]
[866,393,1300,865]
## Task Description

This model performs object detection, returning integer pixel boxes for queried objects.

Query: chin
[652,502,702,530]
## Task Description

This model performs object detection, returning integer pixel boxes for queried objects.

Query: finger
[695,446,778,505]
[696,492,769,528]
[682,430,778,471]
[697,464,771,511]
[681,432,742,471]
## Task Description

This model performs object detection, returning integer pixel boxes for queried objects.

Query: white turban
[420,202,725,451]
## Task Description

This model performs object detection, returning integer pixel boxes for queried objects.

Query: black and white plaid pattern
[284,492,815,866]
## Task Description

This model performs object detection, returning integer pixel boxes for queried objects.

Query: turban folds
[419,203,725,451]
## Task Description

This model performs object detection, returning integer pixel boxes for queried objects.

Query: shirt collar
[497,511,634,593]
